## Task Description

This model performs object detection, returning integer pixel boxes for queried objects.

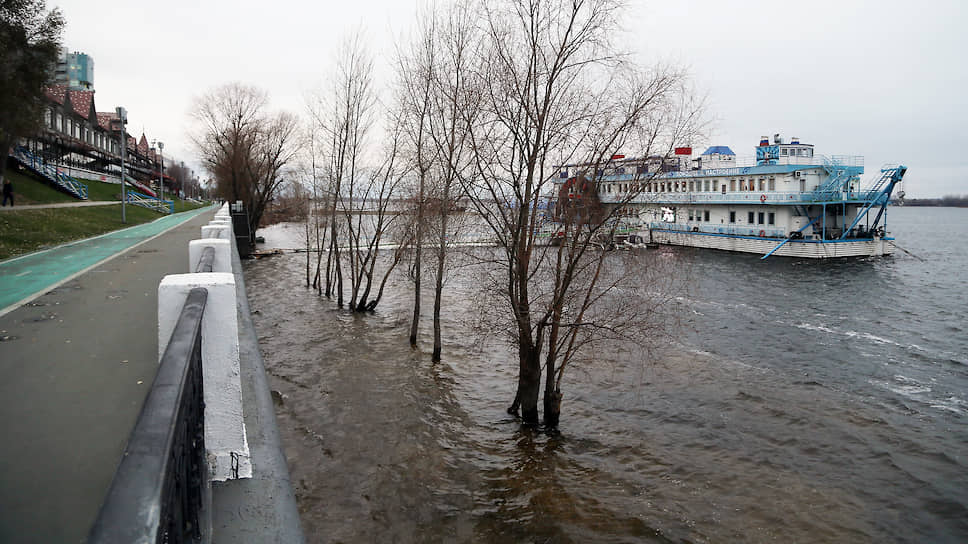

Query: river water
[244,206,967,543]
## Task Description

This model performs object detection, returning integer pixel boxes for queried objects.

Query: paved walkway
[0,201,121,211]
[0,206,216,543]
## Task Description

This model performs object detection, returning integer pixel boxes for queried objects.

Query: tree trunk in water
[515,348,542,426]
[543,388,562,429]
[410,243,421,347]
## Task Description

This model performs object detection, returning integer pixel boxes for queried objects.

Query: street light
[116,106,127,223]
[152,139,165,210]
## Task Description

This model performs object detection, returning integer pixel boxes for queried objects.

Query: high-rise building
[53,49,94,91]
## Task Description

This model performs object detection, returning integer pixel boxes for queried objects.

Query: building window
[768,212,775,225]
[729,211,736,223]
[758,212,765,224]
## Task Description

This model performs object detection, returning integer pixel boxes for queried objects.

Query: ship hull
[649,229,894,258]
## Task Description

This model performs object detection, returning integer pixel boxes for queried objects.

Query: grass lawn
[1,168,210,260]
[4,169,77,205]
[0,205,168,261]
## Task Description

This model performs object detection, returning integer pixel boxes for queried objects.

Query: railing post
[190,240,231,273]
[158,273,252,482]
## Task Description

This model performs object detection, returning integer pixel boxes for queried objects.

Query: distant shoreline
[900,198,968,207]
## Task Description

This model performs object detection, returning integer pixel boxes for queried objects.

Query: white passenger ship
[555,135,907,259]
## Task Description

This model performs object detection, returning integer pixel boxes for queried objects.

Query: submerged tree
[459,0,702,427]
[190,83,300,234]
[0,0,64,185]
[308,32,409,312]
[395,1,479,360]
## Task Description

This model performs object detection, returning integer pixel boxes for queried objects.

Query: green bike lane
[0,206,214,316]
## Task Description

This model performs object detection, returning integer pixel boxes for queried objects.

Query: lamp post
[152,140,165,210]
[116,106,127,223]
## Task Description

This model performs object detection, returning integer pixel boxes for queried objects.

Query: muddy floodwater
[244,207,968,543]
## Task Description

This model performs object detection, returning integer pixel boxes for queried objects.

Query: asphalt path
[0,206,216,543]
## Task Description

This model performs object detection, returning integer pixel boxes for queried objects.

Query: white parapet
[201,224,231,240]
[158,273,252,481]
[189,239,232,273]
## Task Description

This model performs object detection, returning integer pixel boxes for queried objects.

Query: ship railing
[648,222,787,238]
[602,191,864,205]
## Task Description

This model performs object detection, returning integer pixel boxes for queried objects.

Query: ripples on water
[245,207,968,543]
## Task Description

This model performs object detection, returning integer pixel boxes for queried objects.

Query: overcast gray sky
[54,0,966,198]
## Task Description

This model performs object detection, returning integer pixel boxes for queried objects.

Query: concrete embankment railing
[90,203,303,543]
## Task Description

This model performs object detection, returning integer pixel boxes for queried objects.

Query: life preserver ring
[760,194,767,203]
[758,230,766,237]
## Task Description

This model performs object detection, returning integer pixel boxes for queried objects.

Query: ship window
[759,179,766,191]
[704,210,710,221]
[758,212,765,224]
[688,210,694,221]
[768,212,775,225]
[721,184,726,194]
[730,180,736,192]
[806,149,813,157]
[729,211,736,223]
[748,212,754,223]
[768,177,776,191]
[781,148,788,156]
[560,170,568,179]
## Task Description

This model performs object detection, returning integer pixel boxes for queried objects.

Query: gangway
[839,164,907,238]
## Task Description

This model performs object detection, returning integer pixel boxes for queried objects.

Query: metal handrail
[12,146,89,199]
[196,246,215,273]
[126,189,174,214]
[89,287,208,544]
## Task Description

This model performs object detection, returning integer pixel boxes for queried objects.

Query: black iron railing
[88,288,208,543]
[196,246,215,273]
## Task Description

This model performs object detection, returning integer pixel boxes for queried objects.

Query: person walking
[2,178,13,207]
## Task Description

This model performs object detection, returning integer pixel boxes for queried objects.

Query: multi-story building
[53,49,95,91]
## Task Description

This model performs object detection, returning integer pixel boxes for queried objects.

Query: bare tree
[393,12,440,347]
[308,32,409,312]
[459,0,702,427]
[190,83,300,234]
